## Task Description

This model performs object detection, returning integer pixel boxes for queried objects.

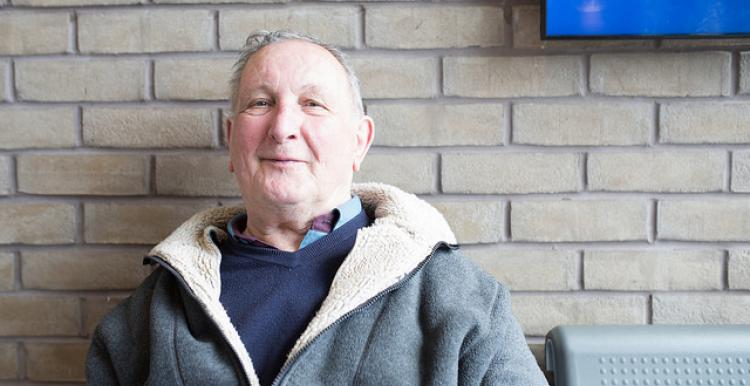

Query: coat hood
[147,182,456,385]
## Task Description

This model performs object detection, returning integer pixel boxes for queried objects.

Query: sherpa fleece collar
[147,183,457,386]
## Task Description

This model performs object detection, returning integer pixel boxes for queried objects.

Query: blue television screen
[544,0,750,38]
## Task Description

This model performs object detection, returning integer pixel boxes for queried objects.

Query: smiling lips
[261,156,305,165]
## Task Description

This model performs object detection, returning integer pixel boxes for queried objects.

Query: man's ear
[353,115,375,172]
[226,118,234,173]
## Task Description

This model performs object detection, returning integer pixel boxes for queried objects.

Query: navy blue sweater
[218,209,371,386]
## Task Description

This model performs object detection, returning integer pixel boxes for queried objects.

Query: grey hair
[229,30,364,117]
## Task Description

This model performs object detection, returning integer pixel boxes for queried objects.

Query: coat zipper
[270,241,458,386]
[145,255,252,386]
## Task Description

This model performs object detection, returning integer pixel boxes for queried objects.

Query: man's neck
[241,193,352,252]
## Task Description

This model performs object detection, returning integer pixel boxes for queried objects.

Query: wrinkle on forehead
[235,40,355,113]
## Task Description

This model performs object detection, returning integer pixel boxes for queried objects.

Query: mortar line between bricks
[0,287,141,296]
[581,53,590,96]
[9,154,18,196]
[504,101,512,145]
[13,250,21,291]
[731,50,740,96]
[146,60,155,101]
[580,152,588,191]
[8,59,16,103]
[75,106,83,147]
[213,108,222,148]
[357,4,366,49]
[69,11,78,54]
[502,0,513,49]
[726,151,733,192]
[6,144,750,155]
[434,153,442,194]
[722,249,730,290]
[16,340,25,382]
[504,201,512,241]
[648,199,657,243]
[7,95,750,105]
[651,102,660,145]
[502,201,511,242]
[76,201,84,245]
[212,10,220,51]
[79,297,88,337]
[577,250,584,290]
[148,155,156,195]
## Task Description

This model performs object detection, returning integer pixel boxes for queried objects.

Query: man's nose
[268,103,302,143]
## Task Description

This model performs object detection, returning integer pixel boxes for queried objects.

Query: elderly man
[85,31,548,386]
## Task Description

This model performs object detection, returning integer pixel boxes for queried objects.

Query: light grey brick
[155,154,238,196]
[220,7,359,50]
[511,200,649,242]
[588,151,726,192]
[155,58,234,101]
[84,202,214,244]
[0,203,76,245]
[83,107,214,148]
[591,52,731,97]
[0,253,13,291]
[0,107,77,149]
[22,249,149,290]
[0,342,16,380]
[366,5,503,49]
[0,12,69,55]
[653,294,750,324]
[512,102,652,146]
[0,295,79,336]
[16,59,145,102]
[733,150,750,192]
[463,247,578,291]
[444,56,582,97]
[661,102,750,144]
[658,200,750,241]
[512,6,653,50]
[18,154,148,195]
[355,152,435,194]
[13,0,139,5]
[430,200,503,244]
[79,10,213,53]
[442,152,581,194]
[585,250,723,291]
[367,103,503,146]
[512,294,647,336]
[352,56,438,99]
[0,157,10,195]
[729,250,750,290]
[25,343,87,382]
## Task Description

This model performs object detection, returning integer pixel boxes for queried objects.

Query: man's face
[228,40,373,210]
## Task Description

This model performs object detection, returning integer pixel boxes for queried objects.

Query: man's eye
[252,99,271,107]
[303,100,326,109]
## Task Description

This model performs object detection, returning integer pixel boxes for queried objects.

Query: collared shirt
[226,196,363,250]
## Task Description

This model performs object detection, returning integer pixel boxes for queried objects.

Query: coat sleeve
[85,327,121,386]
[458,286,550,386]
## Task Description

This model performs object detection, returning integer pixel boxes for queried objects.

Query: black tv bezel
[540,0,750,40]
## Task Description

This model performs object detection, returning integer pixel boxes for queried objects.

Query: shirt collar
[226,196,363,250]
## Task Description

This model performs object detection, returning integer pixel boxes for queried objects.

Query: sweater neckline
[220,209,371,269]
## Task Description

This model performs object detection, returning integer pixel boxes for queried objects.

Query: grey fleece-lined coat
[85,183,549,386]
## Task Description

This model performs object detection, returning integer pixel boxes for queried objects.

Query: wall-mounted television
[542,0,750,39]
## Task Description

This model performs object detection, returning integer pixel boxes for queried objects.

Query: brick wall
[2,0,750,383]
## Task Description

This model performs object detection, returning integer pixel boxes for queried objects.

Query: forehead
[239,40,349,92]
